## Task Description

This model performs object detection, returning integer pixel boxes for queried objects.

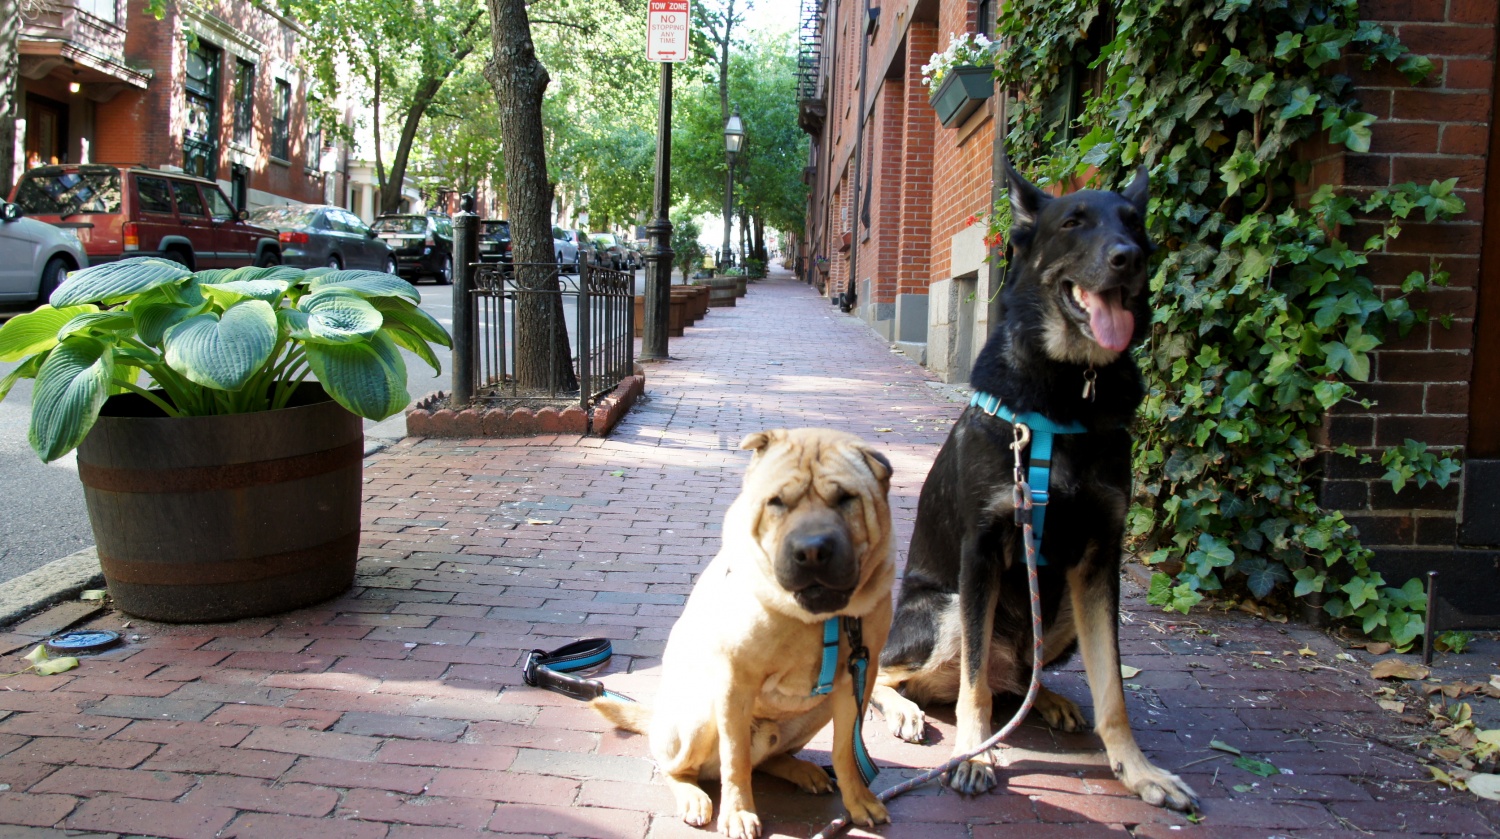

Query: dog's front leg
[1069,556,1199,812]
[948,537,1001,794]
[716,681,761,838]
[830,665,889,826]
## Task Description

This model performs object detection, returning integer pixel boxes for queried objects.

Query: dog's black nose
[789,533,837,568]
[1107,241,1141,273]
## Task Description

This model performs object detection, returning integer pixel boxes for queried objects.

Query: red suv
[9,164,281,270]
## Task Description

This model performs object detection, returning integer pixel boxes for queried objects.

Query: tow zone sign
[647,0,690,62]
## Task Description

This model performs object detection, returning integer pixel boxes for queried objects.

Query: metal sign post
[641,0,688,361]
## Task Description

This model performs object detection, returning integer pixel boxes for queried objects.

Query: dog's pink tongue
[1080,288,1135,353]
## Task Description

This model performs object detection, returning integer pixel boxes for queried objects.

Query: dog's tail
[590,696,650,734]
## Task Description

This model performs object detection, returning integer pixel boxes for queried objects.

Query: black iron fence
[464,261,634,410]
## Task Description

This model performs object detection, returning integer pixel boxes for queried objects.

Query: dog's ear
[859,446,892,486]
[1000,152,1050,235]
[1121,165,1149,215]
[740,430,782,454]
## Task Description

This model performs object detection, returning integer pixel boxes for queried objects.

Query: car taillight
[279,231,309,244]
[425,235,435,247]
[123,222,139,251]
[503,241,512,252]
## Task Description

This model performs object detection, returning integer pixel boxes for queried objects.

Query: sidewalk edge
[0,546,103,628]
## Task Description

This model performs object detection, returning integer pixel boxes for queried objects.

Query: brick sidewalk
[1,270,1496,838]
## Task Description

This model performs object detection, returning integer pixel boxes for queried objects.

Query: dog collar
[970,390,1091,566]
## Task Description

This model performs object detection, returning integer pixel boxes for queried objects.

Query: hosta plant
[0,257,452,462]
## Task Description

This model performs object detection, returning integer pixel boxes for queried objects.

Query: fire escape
[796,0,826,137]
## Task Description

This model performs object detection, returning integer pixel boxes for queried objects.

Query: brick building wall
[802,0,1002,368]
[96,0,325,207]
[1312,0,1500,614]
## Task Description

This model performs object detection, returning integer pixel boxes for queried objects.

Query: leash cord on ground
[809,424,1047,839]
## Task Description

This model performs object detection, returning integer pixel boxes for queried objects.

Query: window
[203,186,235,221]
[271,79,291,160]
[172,181,206,216]
[232,60,255,146]
[184,42,220,178]
[305,98,323,170]
[976,0,993,36]
[136,176,173,214]
[14,168,122,214]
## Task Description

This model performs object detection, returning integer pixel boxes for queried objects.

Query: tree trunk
[753,214,766,264]
[381,12,482,215]
[371,53,387,198]
[0,0,19,198]
[485,0,576,391]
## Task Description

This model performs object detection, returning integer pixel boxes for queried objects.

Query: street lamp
[722,105,745,270]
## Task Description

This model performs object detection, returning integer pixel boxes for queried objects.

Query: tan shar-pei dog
[592,428,896,838]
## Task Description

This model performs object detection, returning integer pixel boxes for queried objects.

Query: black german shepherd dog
[869,156,1197,811]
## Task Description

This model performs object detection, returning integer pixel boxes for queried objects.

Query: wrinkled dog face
[740,429,893,616]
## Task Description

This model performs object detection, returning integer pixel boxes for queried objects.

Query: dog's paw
[676,785,714,827]
[842,787,889,828]
[1034,687,1088,733]
[718,807,762,839]
[783,758,836,794]
[883,702,927,743]
[944,754,998,795]
[1120,762,1199,812]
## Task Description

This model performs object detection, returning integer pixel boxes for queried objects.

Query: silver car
[248,204,396,273]
[0,201,88,303]
[553,226,580,274]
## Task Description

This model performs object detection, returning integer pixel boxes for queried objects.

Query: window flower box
[930,66,993,128]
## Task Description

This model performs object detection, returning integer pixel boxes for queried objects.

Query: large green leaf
[29,335,115,462]
[308,270,421,303]
[304,331,409,420]
[0,305,98,361]
[0,355,42,403]
[374,298,453,347]
[200,278,291,305]
[58,310,135,340]
[299,288,383,344]
[50,257,192,307]
[385,322,443,375]
[132,301,202,347]
[163,300,278,390]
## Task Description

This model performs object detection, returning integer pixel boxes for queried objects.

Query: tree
[279,0,483,214]
[486,0,576,391]
[0,0,18,199]
[409,61,504,206]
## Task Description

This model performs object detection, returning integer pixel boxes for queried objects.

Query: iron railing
[467,261,634,410]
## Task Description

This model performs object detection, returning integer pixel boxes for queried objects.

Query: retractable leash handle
[521,639,635,703]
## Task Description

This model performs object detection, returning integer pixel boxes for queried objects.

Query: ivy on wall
[990,0,1464,647]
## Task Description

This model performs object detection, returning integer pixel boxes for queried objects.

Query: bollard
[451,194,479,408]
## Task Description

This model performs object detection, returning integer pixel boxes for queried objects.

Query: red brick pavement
[0,269,1496,838]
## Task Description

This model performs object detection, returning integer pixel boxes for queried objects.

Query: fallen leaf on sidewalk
[1297,646,1317,657]
[1209,739,1241,755]
[79,590,106,601]
[525,518,556,525]
[1377,700,1406,713]
[1490,675,1500,690]
[1365,641,1392,655]
[609,470,626,477]
[1336,653,1356,662]
[873,428,893,433]
[1468,774,1500,801]
[1232,756,1279,777]
[1477,730,1500,747]
[1371,660,1430,681]
[1120,665,1141,679]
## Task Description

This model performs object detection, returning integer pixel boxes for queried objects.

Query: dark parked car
[10,163,280,269]
[372,213,454,284]
[479,219,511,268]
[248,204,395,273]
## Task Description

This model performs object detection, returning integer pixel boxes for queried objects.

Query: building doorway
[24,94,68,167]
[183,40,221,179]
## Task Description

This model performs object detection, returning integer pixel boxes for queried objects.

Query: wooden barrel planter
[707,277,737,307]
[77,385,363,623]
[734,277,748,297]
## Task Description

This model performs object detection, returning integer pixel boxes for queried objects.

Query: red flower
[964,214,979,227]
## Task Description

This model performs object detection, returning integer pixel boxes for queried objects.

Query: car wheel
[256,250,281,268]
[436,256,452,285]
[164,248,192,269]
[326,255,342,270]
[37,256,68,304]
[385,257,399,275]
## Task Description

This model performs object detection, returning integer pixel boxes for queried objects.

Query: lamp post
[721,105,744,270]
